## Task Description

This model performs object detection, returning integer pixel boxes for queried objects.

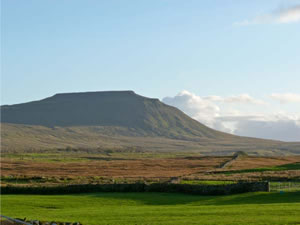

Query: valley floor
[1,192,300,225]
[1,154,300,184]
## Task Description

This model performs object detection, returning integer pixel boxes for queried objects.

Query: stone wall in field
[0,220,81,225]
[147,182,270,195]
[0,217,82,225]
[1,182,269,195]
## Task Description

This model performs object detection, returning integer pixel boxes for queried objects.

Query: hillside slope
[3,123,300,155]
[1,91,299,155]
[1,91,231,139]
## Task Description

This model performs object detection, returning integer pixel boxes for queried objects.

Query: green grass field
[2,192,300,225]
[221,163,300,174]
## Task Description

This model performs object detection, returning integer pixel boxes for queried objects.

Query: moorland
[1,91,300,224]
[1,150,300,186]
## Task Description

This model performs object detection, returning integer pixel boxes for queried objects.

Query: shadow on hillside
[88,191,300,206]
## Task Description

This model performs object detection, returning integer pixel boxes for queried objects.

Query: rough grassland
[2,156,300,183]
[3,123,299,155]
[2,192,300,225]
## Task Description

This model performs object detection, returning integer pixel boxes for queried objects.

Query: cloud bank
[163,91,300,142]
[235,4,300,25]
[204,94,266,105]
[163,90,220,128]
[270,93,300,103]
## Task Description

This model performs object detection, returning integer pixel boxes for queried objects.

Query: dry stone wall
[1,182,269,195]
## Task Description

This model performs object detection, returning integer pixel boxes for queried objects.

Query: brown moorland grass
[227,156,300,170]
[0,157,227,178]
[185,169,300,181]
[1,156,300,184]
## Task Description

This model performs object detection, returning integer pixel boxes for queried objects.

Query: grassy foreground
[1,192,300,225]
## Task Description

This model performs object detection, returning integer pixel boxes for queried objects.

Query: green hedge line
[1,182,269,195]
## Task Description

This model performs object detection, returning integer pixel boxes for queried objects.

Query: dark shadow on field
[206,191,300,206]
[88,191,300,206]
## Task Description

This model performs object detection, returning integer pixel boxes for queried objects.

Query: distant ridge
[1,91,300,154]
[1,90,230,139]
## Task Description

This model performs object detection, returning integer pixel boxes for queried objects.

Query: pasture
[2,192,300,225]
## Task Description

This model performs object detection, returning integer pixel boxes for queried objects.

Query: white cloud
[234,4,300,26]
[216,113,300,142]
[277,5,300,23]
[163,91,300,142]
[163,90,220,127]
[204,94,266,105]
[270,93,300,103]
[233,116,300,142]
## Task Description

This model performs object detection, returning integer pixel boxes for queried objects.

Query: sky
[1,0,300,141]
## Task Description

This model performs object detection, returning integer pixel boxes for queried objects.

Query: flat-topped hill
[1,91,231,139]
[1,91,299,154]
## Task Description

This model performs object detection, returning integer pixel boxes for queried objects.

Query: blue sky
[2,0,300,141]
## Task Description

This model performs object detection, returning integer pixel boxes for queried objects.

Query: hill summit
[2,91,300,154]
[1,91,229,139]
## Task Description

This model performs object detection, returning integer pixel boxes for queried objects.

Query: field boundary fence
[1,181,269,195]
[270,181,300,192]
